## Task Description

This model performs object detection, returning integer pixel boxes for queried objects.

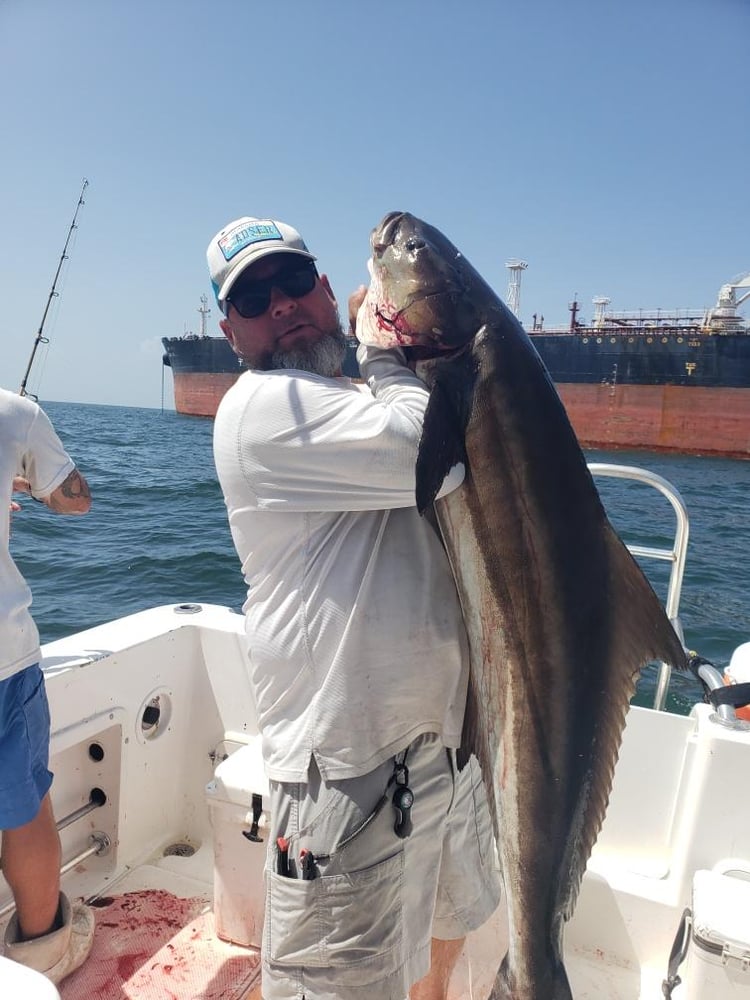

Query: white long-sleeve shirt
[0,390,75,681]
[213,348,469,782]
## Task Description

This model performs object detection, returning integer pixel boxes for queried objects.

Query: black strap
[708,682,750,710]
[687,654,716,701]
[662,908,692,997]
[687,653,750,712]
[242,792,264,843]
[316,746,413,861]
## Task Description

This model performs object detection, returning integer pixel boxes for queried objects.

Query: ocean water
[9,401,749,716]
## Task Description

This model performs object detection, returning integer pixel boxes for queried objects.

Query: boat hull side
[557,383,750,458]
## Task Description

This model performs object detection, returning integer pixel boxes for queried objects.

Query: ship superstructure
[522,272,750,458]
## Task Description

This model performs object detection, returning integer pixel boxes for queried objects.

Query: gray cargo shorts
[262,732,502,1000]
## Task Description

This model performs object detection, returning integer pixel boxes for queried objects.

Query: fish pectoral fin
[415,379,468,514]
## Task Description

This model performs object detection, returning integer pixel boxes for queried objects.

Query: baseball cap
[207,217,317,314]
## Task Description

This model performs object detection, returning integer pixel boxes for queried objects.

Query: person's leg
[2,793,62,939]
[0,665,59,939]
[424,752,503,998]
[1,666,95,983]
[410,937,465,1000]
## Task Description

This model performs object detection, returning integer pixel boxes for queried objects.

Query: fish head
[356,211,488,351]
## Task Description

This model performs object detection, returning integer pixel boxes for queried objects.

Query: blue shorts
[0,664,53,829]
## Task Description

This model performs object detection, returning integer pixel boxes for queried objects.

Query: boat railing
[588,463,689,712]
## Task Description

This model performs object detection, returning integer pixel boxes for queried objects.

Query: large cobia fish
[356,211,688,999]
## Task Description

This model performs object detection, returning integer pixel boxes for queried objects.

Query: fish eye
[404,237,425,252]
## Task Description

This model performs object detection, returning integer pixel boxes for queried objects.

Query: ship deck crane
[505,259,527,318]
[705,271,750,330]
[731,272,750,308]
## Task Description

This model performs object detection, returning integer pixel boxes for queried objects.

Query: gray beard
[269,321,348,377]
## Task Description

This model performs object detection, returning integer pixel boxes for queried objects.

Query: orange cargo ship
[162,277,750,459]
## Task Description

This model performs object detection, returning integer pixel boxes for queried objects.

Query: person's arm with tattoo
[12,469,92,514]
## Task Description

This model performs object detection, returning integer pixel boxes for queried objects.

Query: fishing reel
[392,762,414,839]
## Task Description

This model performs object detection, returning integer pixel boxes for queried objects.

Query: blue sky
[2,0,748,409]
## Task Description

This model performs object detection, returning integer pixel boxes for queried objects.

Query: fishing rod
[19,178,89,398]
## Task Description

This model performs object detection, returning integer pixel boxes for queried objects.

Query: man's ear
[220,317,238,349]
[319,273,337,306]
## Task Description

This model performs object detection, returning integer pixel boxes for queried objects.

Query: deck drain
[163,842,196,858]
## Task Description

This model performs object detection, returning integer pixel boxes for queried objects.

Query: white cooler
[205,736,270,948]
[684,863,750,998]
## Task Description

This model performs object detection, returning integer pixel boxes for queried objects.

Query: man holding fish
[209,215,502,1000]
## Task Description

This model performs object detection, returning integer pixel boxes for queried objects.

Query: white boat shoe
[3,892,95,985]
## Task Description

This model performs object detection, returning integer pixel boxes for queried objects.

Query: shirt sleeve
[221,350,464,512]
[20,406,75,497]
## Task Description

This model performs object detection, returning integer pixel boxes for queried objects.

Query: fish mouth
[407,341,470,361]
[374,289,452,343]
[372,211,406,254]
[374,279,470,343]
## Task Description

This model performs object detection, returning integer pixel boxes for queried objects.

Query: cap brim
[219,247,317,306]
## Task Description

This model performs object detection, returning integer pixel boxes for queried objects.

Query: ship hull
[162,333,750,458]
[162,335,245,417]
[556,383,750,459]
[171,372,240,418]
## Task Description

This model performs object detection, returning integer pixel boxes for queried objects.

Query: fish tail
[549,965,575,1000]
[488,954,574,1000]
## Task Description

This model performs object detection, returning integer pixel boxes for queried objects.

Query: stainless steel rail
[60,832,112,875]
[0,833,111,920]
[588,463,690,712]
[691,660,744,728]
[0,791,109,920]
[56,789,107,833]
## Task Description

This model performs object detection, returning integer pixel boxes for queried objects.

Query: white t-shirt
[0,390,75,681]
[213,348,469,782]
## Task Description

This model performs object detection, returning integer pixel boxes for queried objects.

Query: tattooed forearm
[47,469,92,514]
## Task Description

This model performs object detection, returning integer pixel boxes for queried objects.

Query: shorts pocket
[266,849,404,983]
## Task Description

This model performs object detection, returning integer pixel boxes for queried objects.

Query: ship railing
[588,463,689,712]
[530,323,701,335]
[591,324,700,334]
[604,309,705,322]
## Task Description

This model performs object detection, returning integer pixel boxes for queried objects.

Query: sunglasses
[227,260,318,319]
